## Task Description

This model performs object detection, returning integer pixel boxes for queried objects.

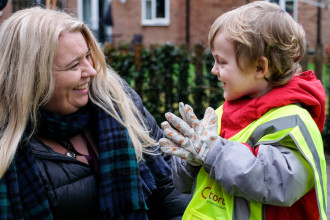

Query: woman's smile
[74,83,89,90]
[45,31,97,115]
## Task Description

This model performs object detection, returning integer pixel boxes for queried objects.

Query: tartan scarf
[38,105,90,139]
[0,103,169,219]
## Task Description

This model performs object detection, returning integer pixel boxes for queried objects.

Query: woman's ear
[255,56,269,79]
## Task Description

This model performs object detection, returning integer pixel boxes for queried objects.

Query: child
[159,1,327,219]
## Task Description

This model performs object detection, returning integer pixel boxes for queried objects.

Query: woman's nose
[82,59,97,77]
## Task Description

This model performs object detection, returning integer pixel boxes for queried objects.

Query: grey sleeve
[203,139,314,206]
[171,156,201,193]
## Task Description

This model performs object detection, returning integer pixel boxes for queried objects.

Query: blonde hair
[0,7,155,178]
[208,1,306,86]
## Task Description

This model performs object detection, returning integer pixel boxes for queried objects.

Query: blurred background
[0,0,329,151]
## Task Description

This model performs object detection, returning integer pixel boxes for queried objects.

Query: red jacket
[220,70,326,220]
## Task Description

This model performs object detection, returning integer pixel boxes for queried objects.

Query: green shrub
[105,43,224,124]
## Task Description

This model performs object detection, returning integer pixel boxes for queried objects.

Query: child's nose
[211,65,219,75]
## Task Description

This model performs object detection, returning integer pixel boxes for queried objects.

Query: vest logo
[201,186,225,207]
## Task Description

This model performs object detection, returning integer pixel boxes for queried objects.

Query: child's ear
[255,56,269,79]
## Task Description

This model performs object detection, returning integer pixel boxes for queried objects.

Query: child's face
[211,32,270,101]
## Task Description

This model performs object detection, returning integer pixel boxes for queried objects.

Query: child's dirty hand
[160,103,219,164]
[159,121,202,166]
[159,136,203,166]
[179,102,218,148]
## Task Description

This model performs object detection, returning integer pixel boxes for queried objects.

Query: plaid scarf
[0,103,170,219]
[38,105,90,139]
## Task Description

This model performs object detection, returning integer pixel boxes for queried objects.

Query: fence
[104,43,224,124]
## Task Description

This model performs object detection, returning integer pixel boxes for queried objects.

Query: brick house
[0,1,79,22]
[111,0,330,53]
[0,0,328,52]
[0,0,113,43]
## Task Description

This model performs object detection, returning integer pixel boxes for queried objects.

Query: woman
[0,7,190,219]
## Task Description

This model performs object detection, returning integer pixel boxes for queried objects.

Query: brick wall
[65,0,78,17]
[298,2,329,52]
[111,0,330,51]
[0,0,78,24]
[111,0,247,47]
[0,0,329,51]
[189,0,247,46]
[111,0,187,46]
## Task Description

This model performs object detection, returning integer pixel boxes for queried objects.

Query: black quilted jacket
[30,82,191,219]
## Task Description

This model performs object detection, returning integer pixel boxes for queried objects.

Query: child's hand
[159,103,219,164]
[159,133,203,166]
[179,102,218,148]
[159,120,203,166]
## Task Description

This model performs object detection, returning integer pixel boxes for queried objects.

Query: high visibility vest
[182,104,327,220]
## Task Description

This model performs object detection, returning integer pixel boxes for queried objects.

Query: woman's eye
[86,52,92,60]
[71,63,79,69]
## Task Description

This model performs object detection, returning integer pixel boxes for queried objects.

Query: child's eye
[212,55,224,65]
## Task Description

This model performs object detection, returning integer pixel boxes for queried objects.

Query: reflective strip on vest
[246,115,327,220]
[182,104,327,220]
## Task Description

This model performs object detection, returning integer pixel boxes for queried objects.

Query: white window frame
[77,0,99,31]
[141,0,170,26]
[266,0,298,20]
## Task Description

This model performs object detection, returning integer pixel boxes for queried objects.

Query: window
[78,0,99,32]
[142,0,170,26]
[78,0,112,43]
[267,0,297,20]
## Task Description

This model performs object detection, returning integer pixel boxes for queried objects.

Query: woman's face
[45,31,97,115]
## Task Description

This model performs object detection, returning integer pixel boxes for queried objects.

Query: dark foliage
[104,43,223,125]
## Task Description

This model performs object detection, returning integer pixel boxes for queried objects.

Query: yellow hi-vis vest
[182,104,327,220]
